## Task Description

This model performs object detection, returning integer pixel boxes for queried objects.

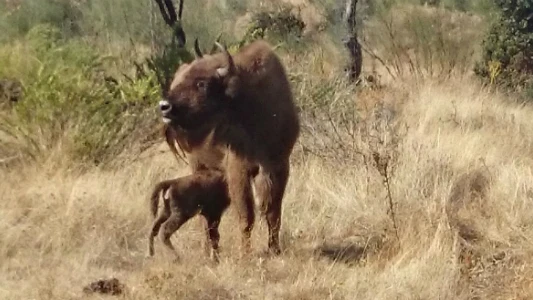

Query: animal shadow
[315,243,366,265]
[313,235,385,265]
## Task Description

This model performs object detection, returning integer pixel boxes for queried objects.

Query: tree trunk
[343,0,362,82]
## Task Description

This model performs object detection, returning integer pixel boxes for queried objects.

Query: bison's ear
[216,67,228,77]
[215,69,239,98]
[214,42,239,98]
[225,76,240,98]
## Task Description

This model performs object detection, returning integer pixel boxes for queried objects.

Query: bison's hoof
[269,246,282,256]
[146,246,155,258]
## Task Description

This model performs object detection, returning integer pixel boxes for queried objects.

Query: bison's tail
[258,197,269,216]
[253,177,273,217]
[149,180,173,218]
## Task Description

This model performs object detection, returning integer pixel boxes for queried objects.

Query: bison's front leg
[225,151,255,256]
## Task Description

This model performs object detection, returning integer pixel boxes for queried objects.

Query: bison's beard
[165,116,199,131]
[164,110,219,132]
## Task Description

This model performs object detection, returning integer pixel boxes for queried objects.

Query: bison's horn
[194,38,203,58]
[209,33,223,54]
[214,41,226,53]
[215,41,235,77]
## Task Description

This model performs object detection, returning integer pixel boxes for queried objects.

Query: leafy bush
[474,0,533,93]
[0,24,162,165]
[239,6,305,47]
[141,38,195,94]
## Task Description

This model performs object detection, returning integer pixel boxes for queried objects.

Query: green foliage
[0,24,161,165]
[239,6,306,47]
[475,0,533,92]
[142,38,195,94]
[25,23,62,51]
[0,0,82,41]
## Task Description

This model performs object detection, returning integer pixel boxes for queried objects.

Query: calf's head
[159,41,237,130]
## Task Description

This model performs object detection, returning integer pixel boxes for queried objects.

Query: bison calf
[147,170,229,262]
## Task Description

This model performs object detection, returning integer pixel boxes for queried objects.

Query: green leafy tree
[475,0,533,92]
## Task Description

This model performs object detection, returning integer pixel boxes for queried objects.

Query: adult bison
[158,39,300,255]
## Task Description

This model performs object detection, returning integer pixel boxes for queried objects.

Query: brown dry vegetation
[2,1,533,299]
[3,74,533,299]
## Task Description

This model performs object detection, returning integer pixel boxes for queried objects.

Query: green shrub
[239,6,305,47]
[474,0,533,93]
[142,38,195,94]
[0,24,161,165]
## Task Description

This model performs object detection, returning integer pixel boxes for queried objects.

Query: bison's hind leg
[226,153,256,256]
[253,162,290,255]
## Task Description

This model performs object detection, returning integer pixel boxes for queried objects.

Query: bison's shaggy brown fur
[158,39,300,255]
[147,170,230,262]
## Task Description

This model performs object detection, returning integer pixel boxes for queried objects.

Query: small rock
[83,277,124,296]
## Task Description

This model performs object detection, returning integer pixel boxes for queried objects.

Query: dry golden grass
[2,76,533,300]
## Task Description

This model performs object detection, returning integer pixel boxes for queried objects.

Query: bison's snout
[159,100,173,124]
[159,100,172,114]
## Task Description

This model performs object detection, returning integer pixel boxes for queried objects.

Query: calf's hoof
[268,244,282,256]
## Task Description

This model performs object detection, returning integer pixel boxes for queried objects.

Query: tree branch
[153,0,186,47]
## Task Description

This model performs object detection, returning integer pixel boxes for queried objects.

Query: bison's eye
[196,80,207,91]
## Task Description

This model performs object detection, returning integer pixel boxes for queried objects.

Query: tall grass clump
[362,2,487,79]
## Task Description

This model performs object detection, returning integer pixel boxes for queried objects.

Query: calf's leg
[147,196,171,257]
[203,213,222,263]
[147,212,170,257]
[159,212,190,261]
